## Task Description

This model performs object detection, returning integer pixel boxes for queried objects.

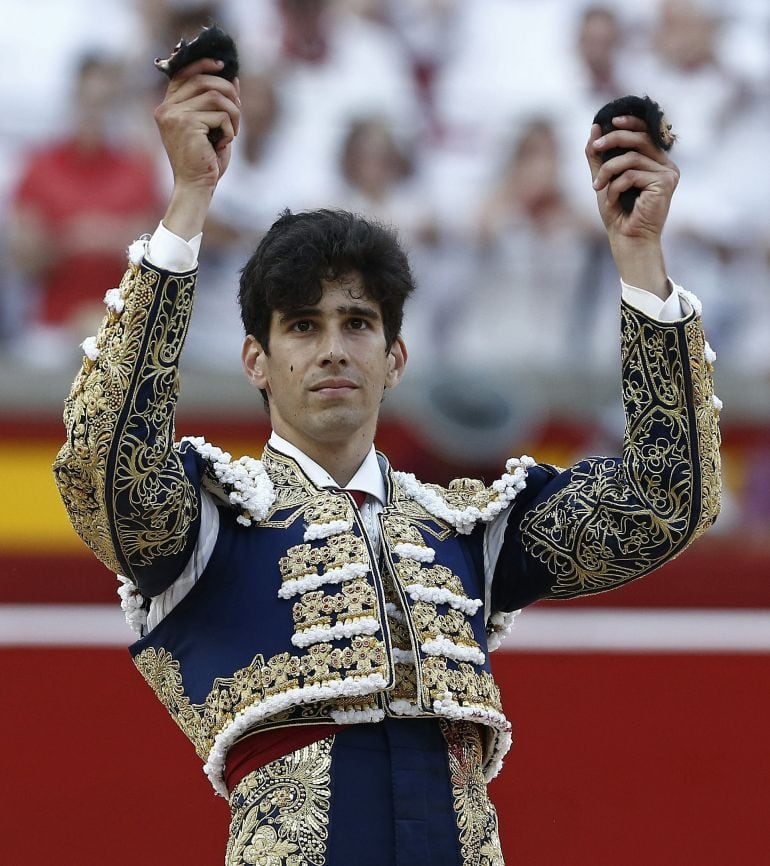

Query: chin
[311,408,368,439]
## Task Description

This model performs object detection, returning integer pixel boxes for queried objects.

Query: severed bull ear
[155,24,239,146]
[155,24,239,81]
[593,95,676,213]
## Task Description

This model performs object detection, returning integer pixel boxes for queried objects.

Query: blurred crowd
[1,0,768,382]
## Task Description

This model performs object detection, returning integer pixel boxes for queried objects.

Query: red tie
[348,489,367,508]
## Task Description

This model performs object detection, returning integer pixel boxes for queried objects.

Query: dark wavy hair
[238,209,415,352]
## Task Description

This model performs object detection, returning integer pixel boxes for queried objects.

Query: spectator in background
[638,0,741,167]
[561,4,632,211]
[332,117,430,237]
[328,116,469,375]
[575,4,626,103]
[184,68,326,372]
[558,5,639,371]
[7,53,162,368]
[230,0,422,205]
[627,0,758,368]
[451,118,591,373]
[386,0,462,134]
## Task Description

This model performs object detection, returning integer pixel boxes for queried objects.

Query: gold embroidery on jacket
[279,534,369,584]
[443,477,501,514]
[292,579,378,634]
[132,646,206,756]
[395,560,468,598]
[380,490,453,541]
[53,263,199,577]
[133,639,388,760]
[521,304,721,598]
[411,602,478,647]
[225,736,333,866]
[260,450,356,527]
[385,609,412,651]
[380,514,428,546]
[684,317,722,539]
[391,661,419,703]
[440,720,505,866]
[421,659,504,714]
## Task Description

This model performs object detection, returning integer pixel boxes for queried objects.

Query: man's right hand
[153,58,241,240]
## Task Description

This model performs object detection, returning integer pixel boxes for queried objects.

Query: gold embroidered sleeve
[53,259,200,588]
[518,300,721,599]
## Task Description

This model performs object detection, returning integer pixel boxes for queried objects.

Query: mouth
[310,379,359,396]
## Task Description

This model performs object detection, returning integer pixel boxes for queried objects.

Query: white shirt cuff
[621,279,686,322]
[145,221,202,272]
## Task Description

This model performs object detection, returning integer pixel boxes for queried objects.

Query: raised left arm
[488,116,721,611]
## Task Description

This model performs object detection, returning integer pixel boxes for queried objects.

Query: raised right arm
[53,60,240,595]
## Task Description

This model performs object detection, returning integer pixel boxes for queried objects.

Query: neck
[273,427,374,487]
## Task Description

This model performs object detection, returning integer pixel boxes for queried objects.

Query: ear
[384,336,407,389]
[242,335,270,392]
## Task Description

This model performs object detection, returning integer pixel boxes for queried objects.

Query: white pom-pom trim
[278,562,369,600]
[483,729,513,782]
[393,543,435,563]
[329,707,385,724]
[388,699,422,716]
[181,437,275,526]
[104,287,125,315]
[713,395,723,412]
[80,336,100,361]
[127,235,150,266]
[704,341,717,365]
[384,602,406,624]
[486,609,520,652]
[432,692,509,732]
[392,648,416,664]
[304,520,352,541]
[394,456,535,534]
[203,672,389,796]
[405,584,482,616]
[291,617,380,648]
[116,574,147,635]
[421,636,485,666]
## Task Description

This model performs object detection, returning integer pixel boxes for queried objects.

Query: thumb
[584,123,603,182]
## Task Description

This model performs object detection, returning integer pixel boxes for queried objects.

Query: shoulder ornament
[181,437,275,526]
[392,456,536,534]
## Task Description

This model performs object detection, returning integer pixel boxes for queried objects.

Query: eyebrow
[278,304,381,324]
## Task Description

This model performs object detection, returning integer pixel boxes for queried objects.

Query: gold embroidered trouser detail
[225,736,334,866]
[440,720,505,866]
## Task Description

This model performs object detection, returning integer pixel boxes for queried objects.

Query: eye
[291,320,314,333]
[348,318,369,330]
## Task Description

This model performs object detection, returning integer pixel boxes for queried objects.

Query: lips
[310,378,359,394]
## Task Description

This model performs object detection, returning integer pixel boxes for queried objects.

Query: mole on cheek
[290,365,294,372]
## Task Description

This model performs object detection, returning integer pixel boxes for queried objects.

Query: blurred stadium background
[1,1,768,864]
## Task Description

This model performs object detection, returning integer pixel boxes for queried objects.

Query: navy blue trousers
[225,718,503,865]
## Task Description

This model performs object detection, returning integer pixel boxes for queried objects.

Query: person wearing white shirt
[53,56,721,866]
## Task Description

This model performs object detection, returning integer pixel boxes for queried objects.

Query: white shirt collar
[268,432,386,505]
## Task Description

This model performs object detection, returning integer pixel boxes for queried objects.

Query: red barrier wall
[3,648,768,865]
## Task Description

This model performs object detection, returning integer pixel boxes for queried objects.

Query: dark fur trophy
[593,95,676,214]
[155,24,239,145]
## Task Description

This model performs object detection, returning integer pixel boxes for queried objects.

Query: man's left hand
[586,115,680,299]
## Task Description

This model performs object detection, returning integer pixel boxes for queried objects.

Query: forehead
[274,273,383,318]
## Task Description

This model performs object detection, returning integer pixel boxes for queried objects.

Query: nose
[319,327,348,366]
